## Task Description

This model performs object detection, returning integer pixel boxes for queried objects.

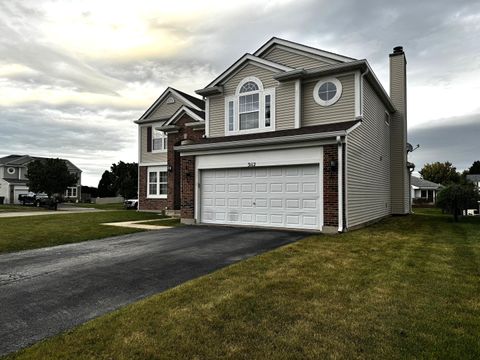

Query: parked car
[19,192,58,210]
[124,199,138,210]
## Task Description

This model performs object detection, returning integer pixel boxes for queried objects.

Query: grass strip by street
[0,211,165,254]
[5,208,480,359]
[0,205,47,213]
[67,202,126,210]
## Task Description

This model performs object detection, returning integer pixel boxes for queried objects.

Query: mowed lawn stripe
[0,211,165,253]
[4,208,480,359]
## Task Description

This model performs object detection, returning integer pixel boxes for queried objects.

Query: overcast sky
[1,0,479,186]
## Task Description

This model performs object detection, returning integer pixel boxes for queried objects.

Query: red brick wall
[138,166,168,211]
[180,156,195,219]
[323,144,338,227]
[167,113,204,212]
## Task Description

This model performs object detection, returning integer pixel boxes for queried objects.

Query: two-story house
[0,155,82,204]
[135,37,410,232]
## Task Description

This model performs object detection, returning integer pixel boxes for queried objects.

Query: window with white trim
[152,129,167,152]
[225,76,275,135]
[313,77,342,106]
[147,166,167,198]
[65,187,77,197]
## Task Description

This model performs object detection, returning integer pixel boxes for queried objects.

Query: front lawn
[0,211,165,253]
[6,209,480,359]
[0,205,47,213]
[67,202,126,210]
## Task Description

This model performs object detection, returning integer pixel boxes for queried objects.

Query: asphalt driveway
[0,226,306,356]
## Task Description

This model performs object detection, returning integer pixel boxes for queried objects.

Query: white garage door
[200,164,321,230]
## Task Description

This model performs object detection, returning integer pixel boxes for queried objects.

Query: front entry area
[200,164,322,230]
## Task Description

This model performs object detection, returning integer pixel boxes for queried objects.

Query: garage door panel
[201,164,321,230]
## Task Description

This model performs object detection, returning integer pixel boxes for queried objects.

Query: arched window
[225,77,275,134]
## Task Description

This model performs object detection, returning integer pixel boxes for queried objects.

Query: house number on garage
[247,162,256,167]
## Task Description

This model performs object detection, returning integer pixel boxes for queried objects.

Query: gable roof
[411,176,442,189]
[0,155,81,172]
[0,155,23,165]
[198,54,294,94]
[163,105,205,126]
[137,87,204,122]
[253,37,356,63]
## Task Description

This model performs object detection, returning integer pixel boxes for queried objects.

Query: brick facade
[167,113,204,213]
[138,166,168,211]
[180,156,195,220]
[323,144,339,227]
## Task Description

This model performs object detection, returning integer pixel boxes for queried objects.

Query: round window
[7,167,15,175]
[313,78,342,106]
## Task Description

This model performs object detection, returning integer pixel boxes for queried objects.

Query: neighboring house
[135,37,410,232]
[466,174,480,215]
[0,155,82,204]
[411,176,442,205]
[466,174,480,189]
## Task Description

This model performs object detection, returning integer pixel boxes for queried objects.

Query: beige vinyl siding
[146,95,187,120]
[302,74,355,127]
[140,125,167,164]
[208,63,280,137]
[346,81,391,228]
[208,95,225,137]
[275,81,295,130]
[389,54,409,214]
[263,46,336,69]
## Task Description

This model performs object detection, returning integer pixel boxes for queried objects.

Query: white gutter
[359,67,370,118]
[337,135,343,232]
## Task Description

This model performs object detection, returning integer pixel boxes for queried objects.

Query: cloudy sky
[1,0,479,186]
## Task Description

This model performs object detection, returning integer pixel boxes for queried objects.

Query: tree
[27,158,78,198]
[97,170,116,197]
[436,183,479,222]
[111,161,138,199]
[468,160,480,175]
[419,162,460,185]
[97,162,138,198]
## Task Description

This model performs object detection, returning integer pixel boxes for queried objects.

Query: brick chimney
[389,46,409,214]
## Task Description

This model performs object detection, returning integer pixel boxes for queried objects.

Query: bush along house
[135,38,410,233]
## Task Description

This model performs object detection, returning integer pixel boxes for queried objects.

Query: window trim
[225,77,275,136]
[313,77,342,106]
[65,186,77,198]
[6,167,15,175]
[147,166,167,199]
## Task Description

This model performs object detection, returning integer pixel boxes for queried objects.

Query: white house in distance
[0,155,82,204]
[410,176,442,205]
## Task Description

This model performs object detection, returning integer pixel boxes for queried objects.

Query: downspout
[359,67,369,118]
[337,135,343,232]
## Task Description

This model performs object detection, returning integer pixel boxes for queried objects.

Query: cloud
[408,113,480,172]
[0,0,479,185]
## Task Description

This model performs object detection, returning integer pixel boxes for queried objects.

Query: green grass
[0,211,165,253]
[68,202,126,210]
[5,209,480,359]
[0,205,47,213]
